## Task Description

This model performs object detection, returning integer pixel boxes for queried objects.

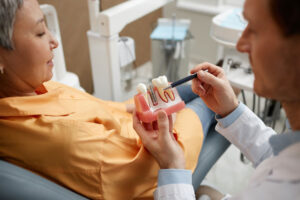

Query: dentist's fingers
[190,62,239,117]
[152,114,172,131]
[197,70,223,89]
[190,62,224,77]
[133,110,186,169]
[152,121,158,130]
[142,122,153,131]
[133,111,150,141]
[157,111,171,140]
[192,71,222,97]
[126,104,135,113]
[168,115,173,133]
[192,78,206,96]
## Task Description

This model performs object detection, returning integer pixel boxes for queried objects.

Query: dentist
[133,0,300,199]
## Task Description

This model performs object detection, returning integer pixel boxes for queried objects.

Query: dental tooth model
[152,76,175,102]
[134,76,185,123]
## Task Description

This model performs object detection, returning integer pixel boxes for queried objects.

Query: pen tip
[164,86,171,90]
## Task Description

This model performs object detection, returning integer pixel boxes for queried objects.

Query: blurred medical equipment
[211,8,282,129]
[151,17,192,82]
[118,36,136,91]
[41,5,84,91]
[87,0,172,101]
[0,5,88,200]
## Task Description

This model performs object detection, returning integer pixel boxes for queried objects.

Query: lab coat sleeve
[154,184,195,200]
[216,104,276,167]
[154,169,196,200]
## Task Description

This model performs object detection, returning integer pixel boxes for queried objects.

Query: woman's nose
[49,32,59,50]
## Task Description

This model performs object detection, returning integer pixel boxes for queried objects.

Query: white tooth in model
[137,83,147,94]
[137,83,148,104]
[152,76,174,102]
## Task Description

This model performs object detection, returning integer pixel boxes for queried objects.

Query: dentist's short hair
[270,0,300,37]
[0,0,24,50]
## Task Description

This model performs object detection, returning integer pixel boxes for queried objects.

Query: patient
[0,0,218,199]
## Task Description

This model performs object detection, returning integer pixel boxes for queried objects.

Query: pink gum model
[134,87,185,123]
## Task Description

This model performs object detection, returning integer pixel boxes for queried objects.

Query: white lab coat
[154,106,300,200]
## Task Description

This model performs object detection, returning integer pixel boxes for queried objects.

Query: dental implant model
[134,76,185,123]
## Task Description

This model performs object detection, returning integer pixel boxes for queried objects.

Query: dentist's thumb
[157,111,171,140]
[197,70,223,89]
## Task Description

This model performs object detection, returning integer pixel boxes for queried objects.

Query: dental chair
[0,160,88,200]
[0,4,87,199]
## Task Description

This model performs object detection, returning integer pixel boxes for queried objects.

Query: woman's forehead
[14,0,44,28]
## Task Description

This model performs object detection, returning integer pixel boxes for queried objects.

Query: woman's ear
[0,46,11,75]
[0,66,4,74]
[0,53,5,75]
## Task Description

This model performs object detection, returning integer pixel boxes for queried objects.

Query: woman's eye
[37,32,45,37]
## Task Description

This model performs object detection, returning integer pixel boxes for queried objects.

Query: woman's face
[0,0,58,94]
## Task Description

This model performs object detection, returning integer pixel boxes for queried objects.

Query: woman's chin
[45,72,53,82]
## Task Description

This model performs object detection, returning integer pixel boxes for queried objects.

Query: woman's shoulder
[43,81,76,91]
[43,81,92,99]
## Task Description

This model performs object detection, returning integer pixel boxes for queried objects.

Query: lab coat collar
[269,130,300,156]
[267,142,300,182]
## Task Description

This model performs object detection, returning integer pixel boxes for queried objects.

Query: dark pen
[163,73,198,90]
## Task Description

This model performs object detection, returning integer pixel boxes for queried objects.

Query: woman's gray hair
[0,0,24,50]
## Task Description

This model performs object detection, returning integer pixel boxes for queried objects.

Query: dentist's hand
[133,110,186,169]
[126,104,135,113]
[191,63,239,117]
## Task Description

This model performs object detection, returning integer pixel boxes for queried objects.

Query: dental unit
[87,0,172,101]
[134,76,185,123]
